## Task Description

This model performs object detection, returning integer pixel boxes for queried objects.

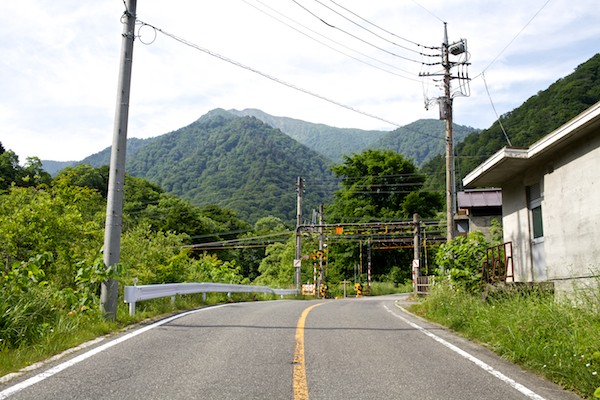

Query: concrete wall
[501,182,532,282]
[542,133,600,287]
[502,131,600,293]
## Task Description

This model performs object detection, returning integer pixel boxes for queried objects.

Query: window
[527,182,544,240]
[531,205,544,239]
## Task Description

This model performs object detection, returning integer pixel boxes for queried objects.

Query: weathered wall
[502,131,600,294]
[543,133,600,287]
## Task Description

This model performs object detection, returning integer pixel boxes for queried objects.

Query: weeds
[411,281,600,398]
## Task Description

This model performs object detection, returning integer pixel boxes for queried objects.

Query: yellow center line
[293,302,325,400]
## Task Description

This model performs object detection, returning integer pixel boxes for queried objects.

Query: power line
[482,73,512,146]
[474,0,552,78]
[244,0,423,82]
[327,0,439,52]
[136,18,404,128]
[313,0,438,57]
[291,0,437,65]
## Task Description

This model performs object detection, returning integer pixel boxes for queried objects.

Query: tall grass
[0,291,272,377]
[410,281,600,399]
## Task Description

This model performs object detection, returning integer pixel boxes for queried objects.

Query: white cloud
[1,0,599,161]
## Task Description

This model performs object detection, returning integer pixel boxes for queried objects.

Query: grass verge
[408,281,600,399]
[0,291,291,378]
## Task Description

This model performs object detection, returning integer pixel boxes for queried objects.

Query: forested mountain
[368,119,477,166]
[229,108,387,162]
[41,138,154,176]
[229,108,476,166]
[126,115,336,223]
[422,52,600,190]
[40,108,476,221]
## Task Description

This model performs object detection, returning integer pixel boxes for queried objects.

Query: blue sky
[1,0,599,161]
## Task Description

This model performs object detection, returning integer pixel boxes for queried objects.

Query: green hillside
[127,115,336,223]
[368,119,477,166]
[229,108,387,162]
[422,52,600,190]
[229,108,476,166]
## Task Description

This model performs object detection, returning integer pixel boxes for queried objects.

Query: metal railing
[481,242,514,284]
[124,283,298,316]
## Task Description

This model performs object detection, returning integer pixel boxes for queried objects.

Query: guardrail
[124,283,298,316]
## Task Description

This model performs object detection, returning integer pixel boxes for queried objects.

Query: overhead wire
[327,0,439,52]
[313,0,438,57]
[482,73,512,146]
[291,0,438,65]
[136,18,404,128]
[244,0,422,82]
[473,0,552,79]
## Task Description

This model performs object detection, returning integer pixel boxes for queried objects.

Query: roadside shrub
[435,231,490,292]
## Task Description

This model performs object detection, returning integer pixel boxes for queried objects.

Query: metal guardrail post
[123,283,299,316]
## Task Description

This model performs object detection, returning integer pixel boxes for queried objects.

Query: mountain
[368,120,477,166]
[41,160,77,176]
[229,108,476,166]
[42,138,155,176]
[126,114,336,223]
[229,108,387,163]
[40,108,477,223]
[422,52,600,190]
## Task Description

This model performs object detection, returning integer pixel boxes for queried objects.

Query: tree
[327,149,440,222]
[325,149,443,282]
[0,150,21,191]
[53,164,109,197]
[20,157,52,188]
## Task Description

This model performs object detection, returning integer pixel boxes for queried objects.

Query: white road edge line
[384,303,547,400]
[0,304,228,400]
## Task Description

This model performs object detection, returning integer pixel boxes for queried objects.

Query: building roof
[457,189,502,208]
[463,100,600,188]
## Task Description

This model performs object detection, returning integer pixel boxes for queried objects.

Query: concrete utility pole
[318,203,324,292]
[413,213,421,293]
[295,177,303,290]
[101,0,137,320]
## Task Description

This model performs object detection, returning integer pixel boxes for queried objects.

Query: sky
[1,0,599,162]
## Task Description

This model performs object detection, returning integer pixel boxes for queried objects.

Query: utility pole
[101,0,136,320]
[294,177,303,290]
[443,22,454,241]
[318,203,324,294]
[413,213,420,294]
[420,22,470,242]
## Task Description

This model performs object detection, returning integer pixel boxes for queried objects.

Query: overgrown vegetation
[411,280,600,399]
[410,225,600,398]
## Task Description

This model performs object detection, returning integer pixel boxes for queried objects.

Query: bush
[435,231,490,292]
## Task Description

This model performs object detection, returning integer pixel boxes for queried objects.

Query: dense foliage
[229,108,387,163]
[327,149,442,222]
[0,145,51,190]
[423,52,600,190]
[368,119,476,167]
[230,108,476,166]
[316,149,443,282]
[126,115,335,224]
[0,156,267,352]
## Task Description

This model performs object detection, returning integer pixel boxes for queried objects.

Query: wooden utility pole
[443,22,455,242]
[101,0,136,320]
[421,23,470,242]
[294,177,303,290]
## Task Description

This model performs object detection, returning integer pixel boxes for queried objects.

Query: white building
[463,100,600,298]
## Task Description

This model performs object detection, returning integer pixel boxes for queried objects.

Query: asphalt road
[0,295,581,399]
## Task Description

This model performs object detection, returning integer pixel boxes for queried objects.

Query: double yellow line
[293,303,325,400]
